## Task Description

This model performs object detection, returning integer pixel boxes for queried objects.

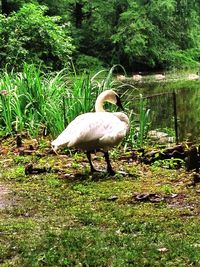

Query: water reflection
[177,87,200,142]
[123,80,200,142]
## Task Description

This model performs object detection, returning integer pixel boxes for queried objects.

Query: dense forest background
[0,0,200,72]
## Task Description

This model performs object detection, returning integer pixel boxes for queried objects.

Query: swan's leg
[86,151,98,173]
[104,151,115,176]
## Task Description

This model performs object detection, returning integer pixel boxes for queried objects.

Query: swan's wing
[52,112,127,150]
[52,113,91,147]
[71,113,127,149]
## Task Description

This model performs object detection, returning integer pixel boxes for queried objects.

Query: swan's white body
[52,112,128,151]
[51,90,129,174]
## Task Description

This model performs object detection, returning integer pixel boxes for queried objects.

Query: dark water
[123,79,200,143]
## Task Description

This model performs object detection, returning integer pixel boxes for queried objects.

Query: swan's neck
[95,94,106,112]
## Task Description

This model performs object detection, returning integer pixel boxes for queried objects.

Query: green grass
[0,138,200,266]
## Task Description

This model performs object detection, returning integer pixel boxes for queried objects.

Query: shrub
[75,54,105,72]
[0,3,75,71]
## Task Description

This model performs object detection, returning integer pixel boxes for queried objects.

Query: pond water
[122,78,200,143]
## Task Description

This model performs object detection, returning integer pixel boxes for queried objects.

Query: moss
[0,138,200,266]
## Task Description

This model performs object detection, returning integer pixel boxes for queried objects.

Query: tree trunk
[74,2,84,28]
[1,0,10,15]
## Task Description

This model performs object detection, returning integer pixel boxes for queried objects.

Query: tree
[0,3,75,70]
[1,0,11,14]
[0,0,200,71]
[1,0,38,15]
[112,0,200,70]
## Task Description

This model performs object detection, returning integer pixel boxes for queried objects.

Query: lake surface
[121,78,200,143]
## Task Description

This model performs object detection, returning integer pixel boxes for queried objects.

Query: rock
[134,193,164,203]
[107,195,118,201]
[25,163,47,175]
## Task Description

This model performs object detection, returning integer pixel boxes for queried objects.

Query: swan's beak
[116,95,124,111]
[51,143,59,155]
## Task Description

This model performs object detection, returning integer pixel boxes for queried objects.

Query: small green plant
[0,88,12,133]
[124,94,151,149]
[161,184,174,195]
[152,158,184,169]
[137,94,151,146]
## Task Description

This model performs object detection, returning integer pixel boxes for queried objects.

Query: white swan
[51,90,129,175]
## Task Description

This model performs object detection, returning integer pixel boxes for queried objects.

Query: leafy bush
[0,3,75,71]
[75,55,105,72]
[164,49,200,69]
[111,0,200,70]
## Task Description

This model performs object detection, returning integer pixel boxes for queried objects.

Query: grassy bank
[0,137,200,266]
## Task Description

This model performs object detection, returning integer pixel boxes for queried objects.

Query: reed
[0,64,149,147]
[137,94,151,146]
[0,64,118,138]
[0,64,67,136]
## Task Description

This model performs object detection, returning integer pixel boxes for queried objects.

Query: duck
[51,90,129,175]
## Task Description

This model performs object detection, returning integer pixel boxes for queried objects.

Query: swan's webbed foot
[87,151,117,176]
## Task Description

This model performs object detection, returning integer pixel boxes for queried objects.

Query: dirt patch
[0,183,10,209]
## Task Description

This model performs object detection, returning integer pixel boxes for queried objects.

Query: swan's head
[95,89,124,112]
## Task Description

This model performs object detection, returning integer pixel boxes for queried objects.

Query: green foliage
[0,3,75,71]
[0,64,67,136]
[124,94,151,149]
[75,54,105,72]
[112,2,152,65]
[111,0,200,69]
[164,49,200,69]
[1,0,200,71]
[152,158,184,169]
